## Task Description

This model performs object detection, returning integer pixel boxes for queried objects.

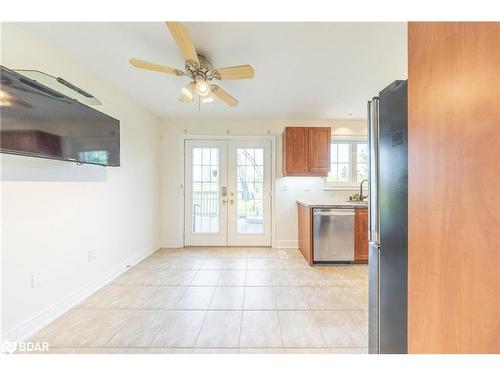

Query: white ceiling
[24,22,407,120]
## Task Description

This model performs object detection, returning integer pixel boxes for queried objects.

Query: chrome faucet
[360,179,369,201]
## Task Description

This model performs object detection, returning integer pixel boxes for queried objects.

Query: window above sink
[323,135,368,190]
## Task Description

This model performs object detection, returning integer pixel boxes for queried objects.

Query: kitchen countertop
[296,200,368,208]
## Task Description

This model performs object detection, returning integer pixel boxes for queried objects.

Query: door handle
[229,199,235,204]
[222,199,227,204]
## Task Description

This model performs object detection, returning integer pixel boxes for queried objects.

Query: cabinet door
[283,127,308,175]
[355,207,369,263]
[307,127,331,176]
[297,203,313,265]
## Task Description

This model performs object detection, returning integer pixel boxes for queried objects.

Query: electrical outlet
[88,250,97,263]
[31,271,47,288]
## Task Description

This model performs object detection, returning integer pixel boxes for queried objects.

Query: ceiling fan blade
[129,58,184,76]
[179,94,192,103]
[211,85,238,107]
[179,82,195,103]
[212,64,255,80]
[166,22,199,63]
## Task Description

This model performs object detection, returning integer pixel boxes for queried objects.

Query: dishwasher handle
[313,209,355,216]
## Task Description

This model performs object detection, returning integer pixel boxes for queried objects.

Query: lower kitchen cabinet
[354,207,368,263]
[297,202,368,265]
[297,203,313,265]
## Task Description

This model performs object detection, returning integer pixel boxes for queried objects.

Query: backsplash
[277,176,358,203]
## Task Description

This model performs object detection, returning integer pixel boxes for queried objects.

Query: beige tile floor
[30,247,368,354]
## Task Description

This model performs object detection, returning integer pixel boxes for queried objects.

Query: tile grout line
[147,312,173,348]
[306,289,329,348]
[192,276,220,348]
[97,310,140,348]
[273,287,286,348]
[237,261,248,348]
[192,309,210,349]
[172,283,191,310]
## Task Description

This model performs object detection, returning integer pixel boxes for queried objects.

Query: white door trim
[179,134,277,248]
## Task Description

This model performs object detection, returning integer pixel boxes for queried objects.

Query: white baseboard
[2,246,158,343]
[160,240,184,248]
[273,240,299,249]
[160,240,299,249]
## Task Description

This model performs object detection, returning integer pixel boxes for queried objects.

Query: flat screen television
[0,66,120,166]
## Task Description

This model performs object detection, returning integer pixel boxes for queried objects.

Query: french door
[184,139,271,246]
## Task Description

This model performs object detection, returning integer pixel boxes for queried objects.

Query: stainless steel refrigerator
[368,80,408,354]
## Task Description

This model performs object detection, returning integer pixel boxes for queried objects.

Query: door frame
[178,134,277,248]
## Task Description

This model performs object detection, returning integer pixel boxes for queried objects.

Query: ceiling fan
[129,22,255,107]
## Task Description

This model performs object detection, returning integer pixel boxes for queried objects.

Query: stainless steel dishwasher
[313,208,355,263]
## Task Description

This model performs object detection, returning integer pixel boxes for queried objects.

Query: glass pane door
[227,140,271,246]
[184,139,271,247]
[184,140,227,246]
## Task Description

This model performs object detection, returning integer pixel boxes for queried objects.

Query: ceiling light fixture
[130,22,253,109]
[201,96,214,104]
[195,75,210,97]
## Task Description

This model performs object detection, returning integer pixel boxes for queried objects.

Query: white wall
[159,118,367,248]
[0,24,162,340]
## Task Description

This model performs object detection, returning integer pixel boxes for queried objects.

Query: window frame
[323,135,368,190]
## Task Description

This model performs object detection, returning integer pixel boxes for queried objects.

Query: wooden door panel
[297,203,313,265]
[408,22,500,353]
[307,127,331,175]
[283,127,308,175]
[354,207,368,263]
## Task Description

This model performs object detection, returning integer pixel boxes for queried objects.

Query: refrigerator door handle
[368,98,380,243]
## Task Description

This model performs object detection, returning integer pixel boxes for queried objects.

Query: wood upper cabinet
[354,207,368,263]
[307,127,331,175]
[282,127,331,176]
[283,127,308,175]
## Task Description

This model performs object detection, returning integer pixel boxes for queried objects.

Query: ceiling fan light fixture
[201,96,214,104]
[195,76,210,97]
[130,22,253,109]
